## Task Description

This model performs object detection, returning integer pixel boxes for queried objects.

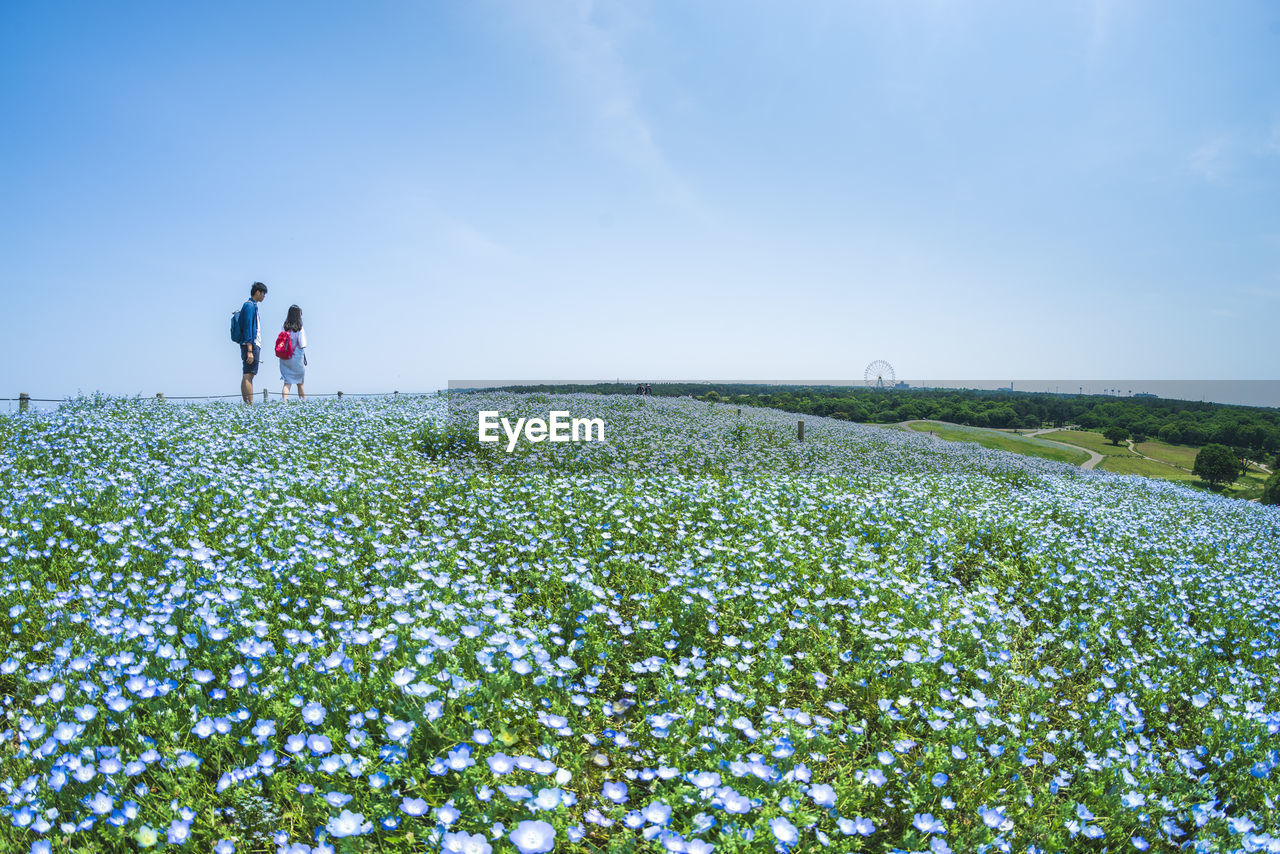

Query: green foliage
[1263,470,1280,505]
[481,384,1280,454]
[417,419,485,459]
[3,393,1280,852]
[1104,425,1129,445]
[1193,443,1240,489]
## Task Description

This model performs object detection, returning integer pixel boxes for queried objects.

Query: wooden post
[797,419,805,442]
[262,388,268,403]
[19,393,30,412]
[337,391,343,400]
[736,408,741,416]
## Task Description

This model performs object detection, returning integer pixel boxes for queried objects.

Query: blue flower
[809,783,836,807]
[445,744,475,771]
[400,797,428,816]
[978,805,1009,830]
[166,820,191,844]
[642,801,672,826]
[771,816,800,845]
[443,830,493,854]
[509,820,556,854]
[326,809,372,838]
[532,788,563,810]
[913,813,945,834]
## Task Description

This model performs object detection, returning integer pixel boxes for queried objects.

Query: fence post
[736,408,741,416]
[797,419,805,442]
[19,393,29,412]
[337,391,343,400]
[262,388,268,403]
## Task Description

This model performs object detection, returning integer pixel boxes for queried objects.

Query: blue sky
[2,1,1278,400]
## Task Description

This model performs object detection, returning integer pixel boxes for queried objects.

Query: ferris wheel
[864,360,896,390]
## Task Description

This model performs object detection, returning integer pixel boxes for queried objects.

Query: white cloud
[509,0,707,219]
[1087,0,1113,69]
[1187,137,1230,182]
[1238,286,1279,300]
[446,220,515,262]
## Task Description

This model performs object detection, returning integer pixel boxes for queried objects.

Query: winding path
[900,421,1104,470]
[899,421,1272,501]
[1023,428,1104,471]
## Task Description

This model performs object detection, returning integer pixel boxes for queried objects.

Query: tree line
[485,383,1280,456]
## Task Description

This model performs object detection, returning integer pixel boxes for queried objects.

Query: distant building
[1134,392,1157,399]
[893,381,910,390]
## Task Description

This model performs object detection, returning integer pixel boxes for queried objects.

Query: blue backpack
[230,301,255,344]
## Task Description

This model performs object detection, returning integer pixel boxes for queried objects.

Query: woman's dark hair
[283,305,303,332]
[250,281,268,297]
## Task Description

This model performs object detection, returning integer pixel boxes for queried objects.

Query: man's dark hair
[250,281,268,297]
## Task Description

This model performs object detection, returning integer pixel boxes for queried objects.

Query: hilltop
[0,394,1277,852]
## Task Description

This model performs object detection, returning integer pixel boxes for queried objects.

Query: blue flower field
[2,393,1278,853]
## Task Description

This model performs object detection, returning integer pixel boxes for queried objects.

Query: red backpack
[274,330,294,360]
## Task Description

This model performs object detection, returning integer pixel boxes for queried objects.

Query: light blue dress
[278,329,307,384]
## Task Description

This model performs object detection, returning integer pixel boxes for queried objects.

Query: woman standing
[278,304,308,401]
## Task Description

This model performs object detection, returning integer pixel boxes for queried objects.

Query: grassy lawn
[907,421,1090,465]
[1038,429,1136,457]
[1230,469,1271,501]
[1099,455,1198,480]
[1078,437,1268,500]
[1174,471,1268,501]
[900,424,1271,500]
[1134,440,1198,469]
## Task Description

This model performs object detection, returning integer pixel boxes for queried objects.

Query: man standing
[237,282,268,404]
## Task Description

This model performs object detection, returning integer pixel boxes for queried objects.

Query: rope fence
[3,390,440,411]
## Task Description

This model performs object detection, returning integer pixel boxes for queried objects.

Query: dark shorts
[241,343,261,376]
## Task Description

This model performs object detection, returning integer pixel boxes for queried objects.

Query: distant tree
[1104,425,1129,445]
[1230,446,1253,477]
[1193,443,1240,490]
[1182,423,1210,445]
[1263,471,1280,505]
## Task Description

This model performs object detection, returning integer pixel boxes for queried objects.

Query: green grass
[1134,440,1198,469]
[1038,429,1134,457]
[1230,469,1271,501]
[906,421,1090,466]
[1056,433,1271,500]
[1099,455,1198,480]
